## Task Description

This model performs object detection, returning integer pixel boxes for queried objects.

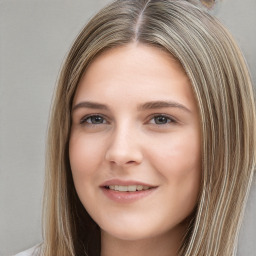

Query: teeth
[137,185,143,191]
[128,185,136,192]
[107,185,151,192]
[119,186,128,192]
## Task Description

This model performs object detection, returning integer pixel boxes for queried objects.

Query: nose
[105,125,143,167]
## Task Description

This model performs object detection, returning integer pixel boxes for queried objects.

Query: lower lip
[101,187,157,203]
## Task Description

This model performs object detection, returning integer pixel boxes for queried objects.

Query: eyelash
[148,114,177,126]
[80,114,108,126]
[79,114,177,127]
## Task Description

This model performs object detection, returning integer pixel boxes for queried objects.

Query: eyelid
[80,114,109,125]
[147,113,178,125]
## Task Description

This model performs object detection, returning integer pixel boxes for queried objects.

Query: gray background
[0,0,255,255]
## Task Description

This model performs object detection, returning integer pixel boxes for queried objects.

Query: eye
[149,115,176,125]
[80,115,107,125]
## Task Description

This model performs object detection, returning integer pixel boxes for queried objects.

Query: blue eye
[81,115,106,125]
[150,115,175,125]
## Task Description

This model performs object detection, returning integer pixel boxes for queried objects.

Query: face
[69,44,201,243]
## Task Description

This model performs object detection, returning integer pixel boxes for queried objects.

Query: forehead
[73,43,196,111]
[82,43,186,82]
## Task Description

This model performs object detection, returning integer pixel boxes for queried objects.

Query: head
[43,1,256,256]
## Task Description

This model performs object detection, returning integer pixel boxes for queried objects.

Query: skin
[69,43,201,256]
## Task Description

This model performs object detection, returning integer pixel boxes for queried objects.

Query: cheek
[150,130,201,173]
[68,132,105,208]
[68,134,107,216]
[69,132,105,177]
[148,130,201,201]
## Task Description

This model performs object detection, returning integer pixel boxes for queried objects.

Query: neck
[100,224,186,256]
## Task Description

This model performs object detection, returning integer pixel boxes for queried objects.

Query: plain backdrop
[0,0,255,255]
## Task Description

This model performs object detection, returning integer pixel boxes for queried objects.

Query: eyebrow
[72,100,191,113]
[137,101,191,112]
[72,101,108,112]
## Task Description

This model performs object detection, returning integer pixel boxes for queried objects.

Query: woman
[17,0,256,255]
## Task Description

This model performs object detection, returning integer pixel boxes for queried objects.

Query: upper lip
[100,179,157,188]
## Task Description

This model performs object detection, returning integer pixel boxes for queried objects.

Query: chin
[102,227,155,241]
[99,217,171,241]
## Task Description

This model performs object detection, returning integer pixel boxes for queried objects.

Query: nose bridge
[105,119,142,166]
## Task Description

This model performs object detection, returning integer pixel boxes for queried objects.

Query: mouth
[100,180,158,203]
[104,185,153,192]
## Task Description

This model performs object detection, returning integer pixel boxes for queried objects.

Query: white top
[14,245,40,256]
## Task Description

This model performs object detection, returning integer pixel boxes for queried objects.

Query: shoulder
[14,245,41,256]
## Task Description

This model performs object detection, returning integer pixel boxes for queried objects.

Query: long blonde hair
[42,0,256,255]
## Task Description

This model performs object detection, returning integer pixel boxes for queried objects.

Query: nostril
[108,160,136,165]
[127,160,136,164]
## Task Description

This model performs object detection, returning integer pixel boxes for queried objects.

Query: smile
[105,185,151,192]
[101,180,158,203]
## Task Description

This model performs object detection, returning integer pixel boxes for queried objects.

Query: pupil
[155,116,167,124]
[92,116,103,124]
